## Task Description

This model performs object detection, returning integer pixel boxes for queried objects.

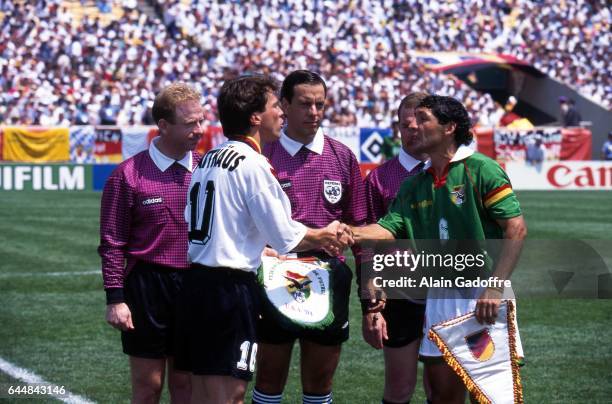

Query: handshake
[263,221,355,259]
[317,220,354,256]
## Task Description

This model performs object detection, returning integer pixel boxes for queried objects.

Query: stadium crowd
[0,0,609,128]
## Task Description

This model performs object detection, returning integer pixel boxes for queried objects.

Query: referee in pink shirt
[99,83,203,403]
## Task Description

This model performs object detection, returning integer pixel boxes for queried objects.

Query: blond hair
[152,82,201,124]
[397,92,429,120]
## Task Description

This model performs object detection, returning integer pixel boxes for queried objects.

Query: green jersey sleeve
[479,158,522,219]
[377,191,411,239]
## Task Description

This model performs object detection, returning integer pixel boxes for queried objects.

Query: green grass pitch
[0,190,611,403]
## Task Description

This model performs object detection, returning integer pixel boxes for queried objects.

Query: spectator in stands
[0,0,609,127]
[559,96,582,127]
[601,132,612,161]
[525,136,546,165]
[99,96,118,125]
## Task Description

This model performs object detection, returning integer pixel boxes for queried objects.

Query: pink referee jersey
[99,140,200,301]
[365,149,427,222]
[263,129,367,237]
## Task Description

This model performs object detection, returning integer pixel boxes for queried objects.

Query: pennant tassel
[428,329,491,404]
[506,300,524,404]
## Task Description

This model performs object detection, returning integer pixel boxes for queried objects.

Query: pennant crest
[258,257,334,330]
[284,270,312,302]
[466,329,495,362]
[323,180,342,204]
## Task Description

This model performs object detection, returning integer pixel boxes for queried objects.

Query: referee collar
[279,128,324,156]
[148,137,193,172]
[398,149,428,172]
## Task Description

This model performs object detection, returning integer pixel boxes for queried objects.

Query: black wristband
[105,288,124,305]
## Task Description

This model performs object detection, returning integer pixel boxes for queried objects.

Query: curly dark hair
[217,75,279,138]
[417,95,473,146]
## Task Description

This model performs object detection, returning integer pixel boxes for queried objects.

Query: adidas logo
[142,197,163,205]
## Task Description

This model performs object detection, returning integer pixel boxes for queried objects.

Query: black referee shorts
[257,255,352,346]
[174,265,261,381]
[381,299,426,348]
[121,261,185,359]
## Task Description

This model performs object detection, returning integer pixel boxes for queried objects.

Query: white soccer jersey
[186,140,307,272]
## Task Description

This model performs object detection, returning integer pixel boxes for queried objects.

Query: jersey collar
[398,149,428,172]
[450,145,475,162]
[426,145,474,188]
[148,137,193,172]
[234,136,262,154]
[279,128,324,156]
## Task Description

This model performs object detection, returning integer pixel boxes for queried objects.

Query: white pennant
[429,300,523,404]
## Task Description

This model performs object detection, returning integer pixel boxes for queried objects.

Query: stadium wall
[0,163,115,191]
[517,73,612,157]
[1,126,603,191]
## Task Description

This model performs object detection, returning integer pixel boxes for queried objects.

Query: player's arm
[294,221,353,256]
[476,215,527,324]
[362,311,388,350]
[98,169,135,331]
[351,223,395,243]
[248,163,351,257]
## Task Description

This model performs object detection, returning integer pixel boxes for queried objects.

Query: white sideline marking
[0,356,95,403]
[0,271,99,279]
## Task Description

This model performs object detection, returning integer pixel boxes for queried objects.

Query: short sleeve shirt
[187,140,307,272]
[379,147,521,242]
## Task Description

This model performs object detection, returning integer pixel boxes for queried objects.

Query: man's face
[414,106,453,154]
[282,84,326,142]
[259,91,285,144]
[398,105,420,155]
[162,99,205,152]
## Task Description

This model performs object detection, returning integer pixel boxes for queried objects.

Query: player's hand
[106,303,135,331]
[362,279,386,313]
[263,246,287,260]
[320,221,352,256]
[365,298,386,313]
[475,288,502,324]
[336,222,354,247]
[362,312,388,349]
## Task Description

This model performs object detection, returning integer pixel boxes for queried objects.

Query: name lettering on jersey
[323,180,342,204]
[199,145,246,172]
[410,199,433,209]
[142,197,163,205]
[450,184,466,206]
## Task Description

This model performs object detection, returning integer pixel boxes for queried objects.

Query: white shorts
[419,287,524,359]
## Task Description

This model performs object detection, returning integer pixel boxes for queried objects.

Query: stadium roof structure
[411,51,542,76]
[411,51,612,157]
[411,51,545,110]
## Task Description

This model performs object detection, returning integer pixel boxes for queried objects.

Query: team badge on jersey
[450,184,465,206]
[323,180,342,204]
[258,257,334,330]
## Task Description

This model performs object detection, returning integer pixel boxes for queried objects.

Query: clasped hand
[321,220,354,256]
